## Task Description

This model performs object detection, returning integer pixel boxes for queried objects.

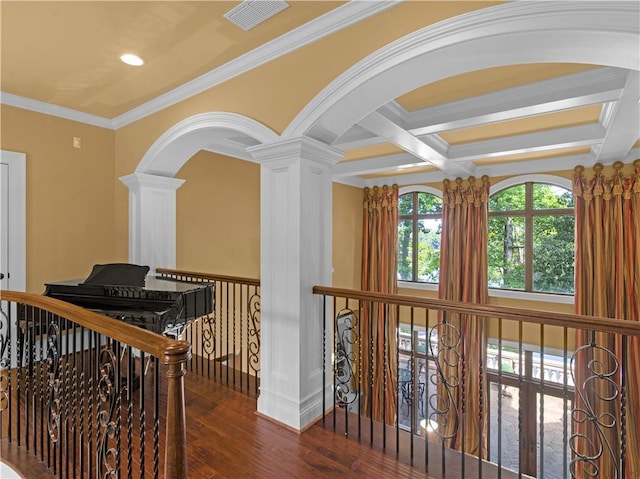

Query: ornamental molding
[135,112,279,177]
[112,1,400,129]
[285,1,640,143]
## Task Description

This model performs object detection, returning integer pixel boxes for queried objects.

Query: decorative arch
[123,112,278,273]
[135,112,279,177]
[285,1,640,144]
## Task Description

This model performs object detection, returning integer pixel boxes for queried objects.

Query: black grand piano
[43,263,213,337]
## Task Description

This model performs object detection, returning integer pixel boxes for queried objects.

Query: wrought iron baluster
[570,333,621,479]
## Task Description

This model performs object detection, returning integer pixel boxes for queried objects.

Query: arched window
[488,176,574,294]
[397,187,442,283]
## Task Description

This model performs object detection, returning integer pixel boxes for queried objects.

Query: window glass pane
[488,216,525,290]
[533,215,575,293]
[533,184,573,209]
[398,219,413,281]
[417,218,441,282]
[417,192,443,214]
[399,193,413,216]
[489,184,526,212]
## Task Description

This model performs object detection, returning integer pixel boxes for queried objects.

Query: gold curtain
[573,160,640,478]
[361,184,398,425]
[437,176,489,457]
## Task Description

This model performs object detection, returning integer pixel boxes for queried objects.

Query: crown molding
[111,0,402,129]
[1,1,400,130]
[0,92,114,129]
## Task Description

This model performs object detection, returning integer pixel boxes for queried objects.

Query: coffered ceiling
[1,1,639,187]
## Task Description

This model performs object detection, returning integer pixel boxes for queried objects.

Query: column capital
[247,136,343,167]
[120,172,185,191]
[120,173,184,274]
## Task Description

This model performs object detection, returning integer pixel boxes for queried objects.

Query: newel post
[163,343,191,479]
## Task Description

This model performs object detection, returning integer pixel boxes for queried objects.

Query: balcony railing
[314,285,640,479]
[0,290,191,479]
[156,268,260,398]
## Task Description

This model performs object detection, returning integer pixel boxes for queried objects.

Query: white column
[119,173,185,274]
[248,137,342,431]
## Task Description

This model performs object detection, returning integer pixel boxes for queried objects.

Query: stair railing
[0,290,191,479]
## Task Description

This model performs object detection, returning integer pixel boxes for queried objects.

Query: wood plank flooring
[2,368,434,479]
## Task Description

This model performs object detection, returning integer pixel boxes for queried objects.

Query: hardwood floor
[182,373,431,478]
[2,368,433,479]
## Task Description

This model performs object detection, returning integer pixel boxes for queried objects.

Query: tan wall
[175,152,364,287]
[175,151,260,278]
[332,182,363,289]
[0,105,118,292]
[111,1,499,261]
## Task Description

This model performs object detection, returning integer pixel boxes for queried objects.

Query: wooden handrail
[1,289,191,479]
[0,290,190,365]
[156,268,260,287]
[313,285,640,337]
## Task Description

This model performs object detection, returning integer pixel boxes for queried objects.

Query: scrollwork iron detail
[0,304,9,413]
[428,319,461,442]
[334,309,358,407]
[199,313,217,359]
[248,293,260,375]
[570,341,621,479]
[0,304,9,369]
[96,345,121,478]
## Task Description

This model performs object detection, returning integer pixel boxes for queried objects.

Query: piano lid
[44,277,213,313]
[43,264,214,335]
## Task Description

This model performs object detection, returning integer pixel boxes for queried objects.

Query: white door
[0,150,26,292]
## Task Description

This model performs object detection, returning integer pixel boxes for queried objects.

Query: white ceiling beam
[334,67,628,151]
[406,67,628,136]
[448,123,605,162]
[332,124,383,150]
[333,153,424,177]
[357,110,475,176]
[593,71,640,163]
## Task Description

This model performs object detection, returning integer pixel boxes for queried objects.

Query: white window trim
[398,184,442,197]
[398,280,438,292]
[398,185,443,287]
[490,174,572,195]
[397,176,576,305]
[398,281,574,304]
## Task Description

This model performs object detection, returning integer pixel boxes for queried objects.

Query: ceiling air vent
[224,1,289,31]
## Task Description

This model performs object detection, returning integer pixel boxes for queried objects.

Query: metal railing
[0,290,191,479]
[314,285,639,479]
[156,268,260,398]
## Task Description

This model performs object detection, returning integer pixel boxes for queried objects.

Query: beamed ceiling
[1,1,639,187]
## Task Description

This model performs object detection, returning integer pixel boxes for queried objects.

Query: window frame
[396,177,575,304]
[397,185,443,286]
[488,175,574,299]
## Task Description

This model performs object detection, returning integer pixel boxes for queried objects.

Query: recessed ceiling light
[120,53,144,66]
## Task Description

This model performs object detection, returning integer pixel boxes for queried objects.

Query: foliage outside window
[488,182,574,294]
[398,192,442,283]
